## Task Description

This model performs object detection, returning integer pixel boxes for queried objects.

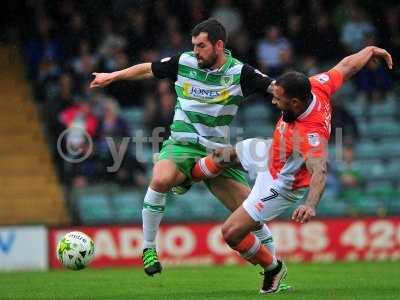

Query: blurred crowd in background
[5,0,400,221]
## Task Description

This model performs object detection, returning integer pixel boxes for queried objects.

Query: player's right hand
[90,72,115,88]
[292,204,316,223]
[371,47,393,70]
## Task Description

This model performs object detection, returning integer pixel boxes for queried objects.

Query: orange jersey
[268,69,343,190]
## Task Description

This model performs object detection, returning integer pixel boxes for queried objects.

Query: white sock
[253,224,276,256]
[142,187,166,249]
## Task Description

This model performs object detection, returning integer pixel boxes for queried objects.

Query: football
[56,231,95,270]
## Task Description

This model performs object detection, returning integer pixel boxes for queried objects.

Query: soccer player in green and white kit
[90,19,284,286]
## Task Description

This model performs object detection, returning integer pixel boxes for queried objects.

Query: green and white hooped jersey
[151,50,272,150]
[172,50,244,149]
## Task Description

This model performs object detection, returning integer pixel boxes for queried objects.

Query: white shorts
[235,138,306,222]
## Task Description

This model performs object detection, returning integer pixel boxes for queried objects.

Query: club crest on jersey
[221,75,233,86]
[315,73,330,84]
[189,70,198,78]
[307,133,320,147]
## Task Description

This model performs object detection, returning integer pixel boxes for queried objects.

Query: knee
[150,161,184,192]
[150,173,174,192]
[221,222,242,247]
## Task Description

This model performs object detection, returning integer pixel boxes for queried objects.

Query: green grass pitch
[1,261,399,300]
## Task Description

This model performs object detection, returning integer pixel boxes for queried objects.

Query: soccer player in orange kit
[191,46,393,293]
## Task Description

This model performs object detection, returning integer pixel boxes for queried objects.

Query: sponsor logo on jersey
[307,133,320,147]
[182,83,231,103]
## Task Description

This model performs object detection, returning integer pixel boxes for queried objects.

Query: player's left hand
[292,204,316,223]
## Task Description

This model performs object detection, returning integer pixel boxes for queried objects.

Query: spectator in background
[24,15,61,78]
[286,14,307,56]
[59,100,99,187]
[124,9,149,60]
[340,7,375,52]
[312,13,342,62]
[355,58,393,103]
[97,17,127,65]
[331,98,360,145]
[61,12,90,61]
[243,0,268,38]
[333,0,357,29]
[104,49,143,107]
[299,55,319,76]
[65,146,99,188]
[380,6,400,69]
[46,73,76,145]
[96,98,146,187]
[229,29,253,64]
[71,39,98,93]
[256,26,292,77]
[211,0,242,35]
[188,0,208,28]
[59,100,98,144]
[144,80,175,150]
[36,57,61,102]
[336,145,364,198]
[353,31,393,103]
[160,30,189,58]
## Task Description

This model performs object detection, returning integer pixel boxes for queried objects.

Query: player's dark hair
[191,19,227,45]
[275,71,312,103]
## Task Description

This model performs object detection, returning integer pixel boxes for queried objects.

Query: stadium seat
[378,141,400,158]
[355,142,379,160]
[121,107,145,125]
[367,120,400,138]
[365,180,395,197]
[243,103,271,122]
[163,193,189,221]
[369,100,397,119]
[346,100,365,119]
[112,189,144,222]
[75,187,114,224]
[355,160,386,181]
[244,123,274,139]
[346,195,386,216]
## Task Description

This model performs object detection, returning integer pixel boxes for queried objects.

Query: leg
[221,171,293,293]
[142,159,186,276]
[207,174,276,253]
[191,138,271,181]
[149,159,186,192]
[207,176,250,212]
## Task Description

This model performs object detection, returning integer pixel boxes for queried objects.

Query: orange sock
[231,234,274,268]
[191,157,222,181]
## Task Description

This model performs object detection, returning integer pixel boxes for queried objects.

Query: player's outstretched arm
[292,156,327,223]
[90,62,153,88]
[332,46,393,82]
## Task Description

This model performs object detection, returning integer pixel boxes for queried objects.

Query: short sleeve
[309,69,343,99]
[240,64,273,97]
[151,55,179,81]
